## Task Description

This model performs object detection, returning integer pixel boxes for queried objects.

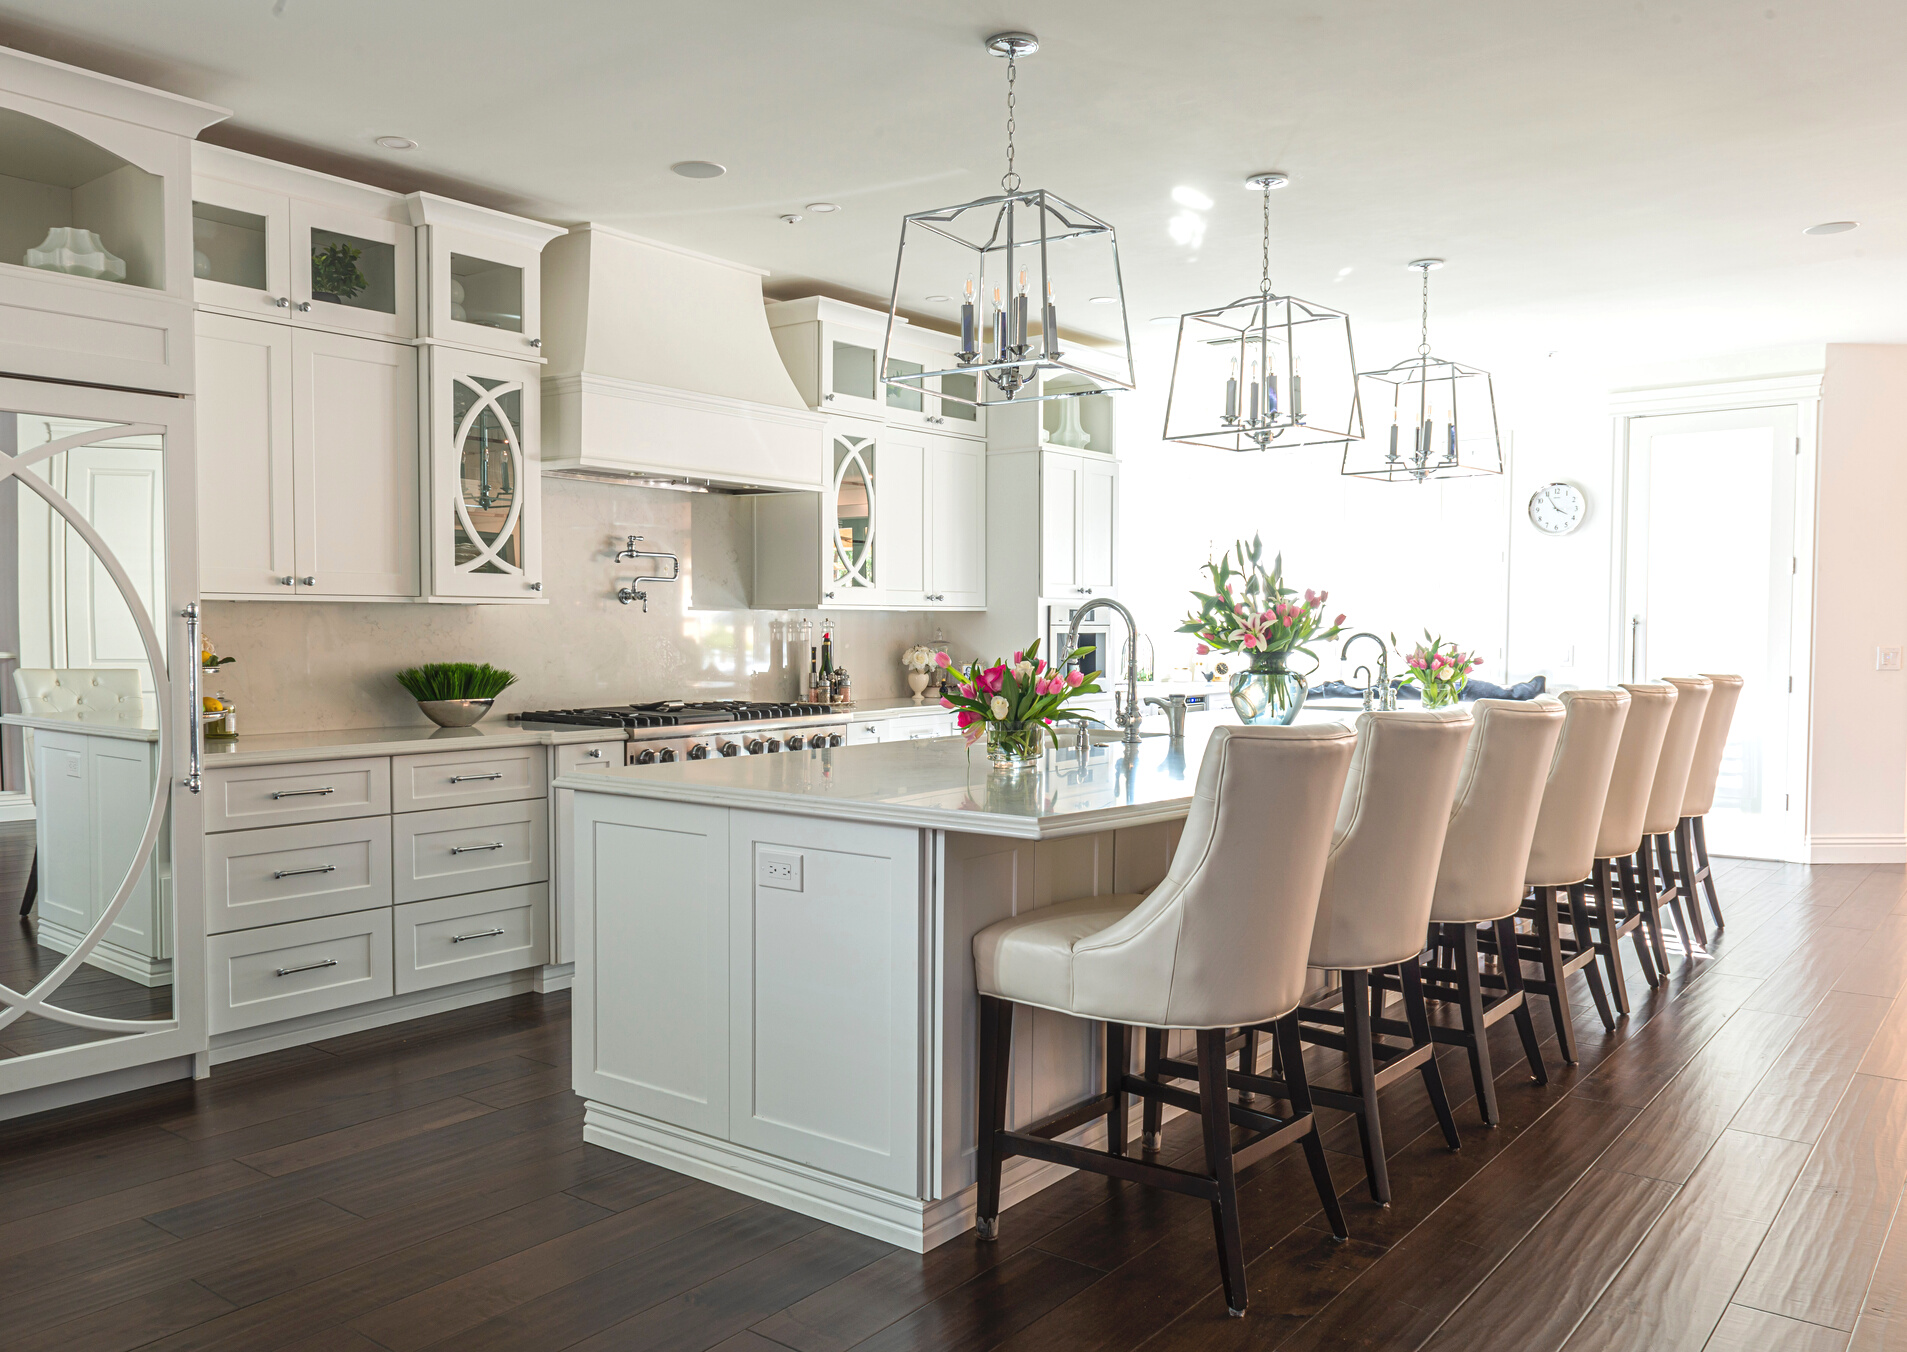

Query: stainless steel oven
[1048,605,1113,681]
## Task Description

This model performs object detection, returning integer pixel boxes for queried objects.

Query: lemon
[202,696,224,712]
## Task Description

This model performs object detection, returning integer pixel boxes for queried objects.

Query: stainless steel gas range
[510,700,851,767]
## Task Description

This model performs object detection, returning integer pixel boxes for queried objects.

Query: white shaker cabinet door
[1079,454,1117,594]
[925,435,985,608]
[290,329,419,599]
[196,313,296,596]
[1041,450,1081,597]
[875,429,926,604]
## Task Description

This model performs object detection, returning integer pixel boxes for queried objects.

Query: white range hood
[540,224,827,492]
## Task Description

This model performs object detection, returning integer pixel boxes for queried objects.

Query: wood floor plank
[1835,920,1907,1000]
[1858,994,1907,1082]
[1850,1203,1907,1351]
[1707,1304,1852,1351]
[1571,973,1764,1108]
[1734,992,1895,1143]
[5,1277,235,1352]
[841,1246,1104,1352]
[0,1159,264,1262]
[1561,1129,1814,1352]
[235,1094,497,1177]
[1734,1074,1907,1330]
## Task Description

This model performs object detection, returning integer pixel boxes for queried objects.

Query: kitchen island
[556,721,1297,1251]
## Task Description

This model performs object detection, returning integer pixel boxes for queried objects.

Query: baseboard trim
[33,918,172,987]
[0,793,34,823]
[208,969,541,1065]
[0,1055,194,1124]
[1806,834,1907,865]
[533,962,574,994]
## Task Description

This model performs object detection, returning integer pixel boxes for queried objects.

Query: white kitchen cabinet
[407,192,561,359]
[0,49,223,393]
[197,314,418,600]
[426,346,544,601]
[1039,449,1117,600]
[767,296,986,439]
[926,435,986,607]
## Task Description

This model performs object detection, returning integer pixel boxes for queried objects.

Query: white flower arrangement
[901,644,944,672]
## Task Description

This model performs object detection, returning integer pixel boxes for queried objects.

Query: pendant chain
[1418,265,1432,356]
[1259,182,1272,296]
[1001,57,1020,193]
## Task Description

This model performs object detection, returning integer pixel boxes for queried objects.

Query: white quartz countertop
[2,710,160,743]
[557,720,1285,839]
[202,721,615,765]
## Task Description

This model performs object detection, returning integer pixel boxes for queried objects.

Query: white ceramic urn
[26,227,127,282]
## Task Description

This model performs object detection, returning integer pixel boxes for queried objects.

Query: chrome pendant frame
[1343,353,1503,483]
[881,186,1136,408]
[1162,291,1364,452]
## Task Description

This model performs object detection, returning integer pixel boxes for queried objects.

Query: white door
[196,314,296,596]
[292,330,419,598]
[926,435,985,608]
[1623,404,1800,858]
[1079,455,1117,594]
[1042,451,1081,596]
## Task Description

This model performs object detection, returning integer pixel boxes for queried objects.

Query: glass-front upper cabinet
[427,347,543,601]
[191,144,415,338]
[829,429,878,600]
[0,51,224,393]
[764,297,985,437]
[408,193,563,358]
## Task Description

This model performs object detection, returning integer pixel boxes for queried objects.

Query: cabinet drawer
[208,910,394,1035]
[203,758,390,832]
[204,817,393,934]
[394,884,548,994]
[392,744,547,812]
[393,799,548,903]
[554,740,622,775]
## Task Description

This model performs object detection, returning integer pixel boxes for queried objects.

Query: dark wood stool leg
[1344,970,1391,1204]
[1196,1028,1249,1317]
[975,995,1013,1239]
[1237,1027,1261,1103]
[1142,1028,1166,1152]
[1693,815,1724,929]
[1454,924,1500,1125]
[1531,886,1579,1067]
[1656,832,1704,950]
[1105,1022,1129,1158]
[1586,863,1634,1013]
[1401,957,1461,1148]
[18,851,35,917]
[1496,914,1548,1085]
[1567,882,1618,1030]
[1275,1014,1347,1240]
[1618,853,1668,986]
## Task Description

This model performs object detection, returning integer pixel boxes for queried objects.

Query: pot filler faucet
[1065,598,1146,747]
[1340,631,1396,711]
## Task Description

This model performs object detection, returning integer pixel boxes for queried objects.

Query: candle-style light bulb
[1013,267,1029,352]
[959,275,977,361]
[1224,356,1238,422]
[1041,277,1059,360]
[990,285,1005,362]
[1248,359,1261,424]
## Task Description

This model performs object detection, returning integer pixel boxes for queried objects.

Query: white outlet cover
[1879,647,1903,672]
[758,848,804,892]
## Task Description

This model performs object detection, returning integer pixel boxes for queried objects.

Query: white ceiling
[4,0,1903,372]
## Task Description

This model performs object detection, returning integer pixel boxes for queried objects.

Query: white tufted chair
[1589,683,1680,990]
[1642,676,1714,951]
[10,669,145,917]
[1296,707,1474,1206]
[1417,698,1565,1126]
[972,722,1357,1318]
[1676,674,1744,934]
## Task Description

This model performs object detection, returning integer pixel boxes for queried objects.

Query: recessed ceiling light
[806,202,840,213]
[1089,296,1118,304]
[1804,220,1858,235]
[671,160,727,179]
[1171,185,1213,211]
[924,294,954,303]
[374,136,416,151]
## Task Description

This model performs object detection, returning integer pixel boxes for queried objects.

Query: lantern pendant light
[1161,173,1362,451]
[881,33,1135,409]
[1342,259,1503,482]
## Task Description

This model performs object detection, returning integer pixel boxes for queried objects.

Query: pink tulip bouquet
[938,638,1103,766]
[1397,631,1484,708]
[1178,534,1347,669]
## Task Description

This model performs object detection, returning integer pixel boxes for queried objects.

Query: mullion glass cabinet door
[430,351,541,600]
[831,432,877,596]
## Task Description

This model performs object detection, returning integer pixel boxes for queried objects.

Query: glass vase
[1229,651,1309,725]
[986,720,1048,769]
[1420,678,1464,709]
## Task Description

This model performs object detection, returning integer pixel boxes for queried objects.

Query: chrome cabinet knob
[300,576,316,587]
[270,296,290,308]
[585,748,604,759]
[529,338,543,349]
[279,576,295,586]
[529,581,543,592]
[294,301,312,312]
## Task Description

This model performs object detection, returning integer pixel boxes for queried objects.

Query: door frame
[1609,373,1822,863]
[0,375,206,1104]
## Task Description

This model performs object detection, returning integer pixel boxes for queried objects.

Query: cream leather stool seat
[1413,698,1565,1127]
[1295,707,1474,1206]
[1511,687,1632,1056]
[1588,683,1679,992]
[1642,676,1713,950]
[973,723,1357,1319]
[1677,673,1744,933]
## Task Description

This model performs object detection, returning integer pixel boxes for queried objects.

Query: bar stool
[972,723,1358,1318]
[1642,676,1713,951]
[1587,683,1679,990]
[1295,708,1474,1206]
[1507,688,1631,1058]
[1676,673,1743,933]
[1412,698,1565,1127]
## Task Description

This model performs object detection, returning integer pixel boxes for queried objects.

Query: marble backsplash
[205,478,952,734]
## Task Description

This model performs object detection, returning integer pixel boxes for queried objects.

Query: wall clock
[1528,481,1586,535]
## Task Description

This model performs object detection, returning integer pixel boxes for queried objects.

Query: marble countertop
[558,720,1245,839]
[203,721,616,765]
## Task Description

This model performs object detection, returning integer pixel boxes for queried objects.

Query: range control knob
[765,737,781,753]
[719,742,741,757]
[659,747,678,763]
[687,744,709,760]
[634,748,657,765]
[827,733,845,747]
[785,734,805,751]
[746,738,765,754]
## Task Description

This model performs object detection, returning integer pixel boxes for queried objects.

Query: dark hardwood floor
[1,820,171,1060]
[3,850,1906,1350]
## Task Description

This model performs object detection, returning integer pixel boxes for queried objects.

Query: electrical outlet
[758,849,803,892]
[1880,647,1903,672]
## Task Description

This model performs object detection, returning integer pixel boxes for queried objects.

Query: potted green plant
[310,239,367,304]
[396,662,517,727]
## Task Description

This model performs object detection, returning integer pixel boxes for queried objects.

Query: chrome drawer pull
[451,927,507,944]
[275,958,338,977]
[272,864,338,880]
[449,840,506,855]
[449,772,505,783]
[271,787,335,799]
